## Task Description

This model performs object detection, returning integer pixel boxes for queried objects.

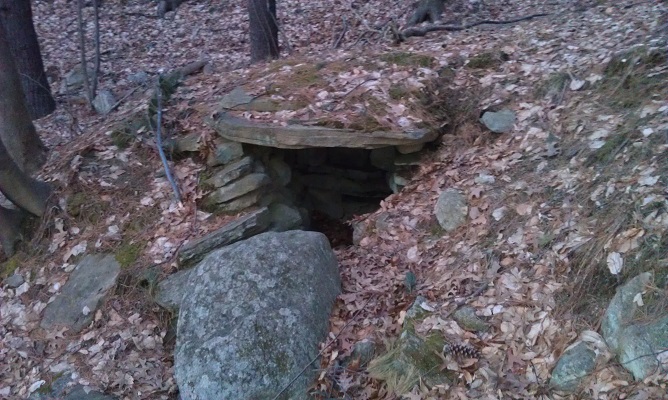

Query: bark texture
[0,25,48,174]
[0,21,51,256]
[0,0,56,120]
[247,0,279,63]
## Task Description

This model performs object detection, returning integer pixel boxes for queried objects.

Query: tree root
[395,13,550,43]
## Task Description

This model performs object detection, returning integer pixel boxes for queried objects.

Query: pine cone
[443,343,481,359]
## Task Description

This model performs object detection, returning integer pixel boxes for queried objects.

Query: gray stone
[203,173,270,205]
[173,133,203,153]
[370,147,396,171]
[211,113,438,149]
[480,109,516,133]
[453,306,489,332]
[92,90,116,115]
[204,156,254,188]
[602,272,668,380]
[206,140,244,167]
[268,203,303,231]
[59,66,95,95]
[351,220,368,245]
[550,342,597,392]
[216,191,263,213]
[41,254,120,333]
[266,156,292,186]
[602,272,653,353]
[347,340,376,367]
[155,269,192,311]
[394,153,422,166]
[219,87,254,109]
[178,207,271,268]
[4,273,24,288]
[174,231,340,400]
[388,172,410,193]
[307,189,343,219]
[396,143,424,154]
[219,87,302,112]
[127,71,149,85]
[434,189,468,232]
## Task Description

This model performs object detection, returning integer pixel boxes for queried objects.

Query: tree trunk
[247,0,279,63]
[0,207,24,257]
[0,23,48,174]
[0,0,56,120]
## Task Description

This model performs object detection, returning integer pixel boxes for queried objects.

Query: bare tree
[0,22,51,256]
[0,0,56,120]
[248,0,279,63]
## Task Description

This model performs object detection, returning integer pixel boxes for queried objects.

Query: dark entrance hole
[246,145,401,247]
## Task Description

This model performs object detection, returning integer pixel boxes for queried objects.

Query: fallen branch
[396,13,550,43]
[152,75,181,203]
[332,16,348,49]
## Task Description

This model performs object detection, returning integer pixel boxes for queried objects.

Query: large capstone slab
[174,230,341,400]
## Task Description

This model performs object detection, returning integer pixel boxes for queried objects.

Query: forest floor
[1,0,668,399]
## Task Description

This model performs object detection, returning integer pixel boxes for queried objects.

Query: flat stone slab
[178,207,271,267]
[41,254,120,333]
[210,113,438,149]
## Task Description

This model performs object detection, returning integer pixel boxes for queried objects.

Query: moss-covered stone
[115,242,143,268]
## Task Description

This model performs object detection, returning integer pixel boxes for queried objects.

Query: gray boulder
[174,231,341,400]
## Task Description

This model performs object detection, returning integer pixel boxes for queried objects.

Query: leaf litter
[0,0,667,399]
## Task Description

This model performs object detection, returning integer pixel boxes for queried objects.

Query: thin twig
[272,295,375,400]
[153,76,181,203]
[332,16,348,49]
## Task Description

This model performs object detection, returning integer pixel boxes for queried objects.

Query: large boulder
[174,231,341,400]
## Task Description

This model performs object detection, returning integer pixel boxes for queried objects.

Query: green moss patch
[115,242,143,268]
[380,52,435,68]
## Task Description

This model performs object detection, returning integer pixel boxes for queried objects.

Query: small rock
[267,203,303,231]
[205,156,254,188]
[348,340,376,367]
[173,133,203,153]
[4,273,24,288]
[59,66,94,95]
[127,71,149,85]
[203,173,270,205]
[155,269,192,311]
[434,189,468,232]
[550,341,597,392]
[453,306,489,332]
[92,90,116,115]
[266,156,292,186]
[219,87,254,110]
[480,109,516,133]
[41,254,120,333]
[206,140,244,167]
